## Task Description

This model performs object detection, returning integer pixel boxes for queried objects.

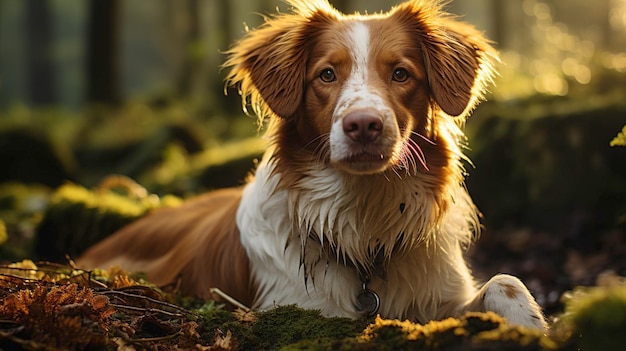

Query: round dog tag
[356,287,380,317]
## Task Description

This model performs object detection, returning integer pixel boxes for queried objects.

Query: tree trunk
[85,0,121,105]
[176,0,202,98]
[25,0,57,106]
[491,0,505,48]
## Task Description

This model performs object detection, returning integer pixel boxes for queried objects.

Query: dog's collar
[303,231,398,317]
[356,275,380,317]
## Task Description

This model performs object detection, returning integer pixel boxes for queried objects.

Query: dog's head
[225,0,497,177]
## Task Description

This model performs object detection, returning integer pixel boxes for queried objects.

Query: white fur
[478,275,547,328]
[238,151,475,321]
[330,21,401,171]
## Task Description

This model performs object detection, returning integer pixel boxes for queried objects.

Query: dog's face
[304,19,430,174]
[226,0,495,176]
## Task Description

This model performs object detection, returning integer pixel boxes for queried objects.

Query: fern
[610,125,626,147]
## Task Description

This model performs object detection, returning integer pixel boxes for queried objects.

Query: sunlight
[534,73,568,96]
[610,0,626,30]
[602,52,626,72]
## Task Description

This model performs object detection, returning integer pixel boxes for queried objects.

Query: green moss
[194,301,243,344]
[34,183,182,261]
[560,284,626,350]
[244,305,367,351]
[0,183,51,259]
[280,337,376,351]
[188,304,371,350]
[610,125,626,147]
[0,219,7,246]
[276,311,557,351]
[474,324,557,351]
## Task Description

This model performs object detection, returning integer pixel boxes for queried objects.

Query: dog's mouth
[345,152,385,163]
[329,110,405,175]
[335,149,395,174]
[335,135,430,175]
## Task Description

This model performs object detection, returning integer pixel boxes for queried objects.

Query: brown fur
[78,187,254,306]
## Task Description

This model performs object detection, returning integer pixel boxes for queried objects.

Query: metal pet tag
[356,286,380,317]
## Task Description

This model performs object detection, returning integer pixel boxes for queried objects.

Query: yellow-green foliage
[0,183,51,258]
[51,183,144,218]
[560,283,626,351]
[359,312,555,351]
[35,182,182,260]
[49,182,182,217]
[283,312,555,351]
[0,219,7,246]
[610,125,626,146]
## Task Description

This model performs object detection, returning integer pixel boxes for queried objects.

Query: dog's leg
[465,274,548,330]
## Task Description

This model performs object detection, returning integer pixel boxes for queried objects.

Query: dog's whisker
[390,167,403,180]
[402,145,419,175]
[405,138,429,172]
[410,131,436,145]
[309,134,331,165]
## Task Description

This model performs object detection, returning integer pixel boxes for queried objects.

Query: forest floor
[0,181,624,350]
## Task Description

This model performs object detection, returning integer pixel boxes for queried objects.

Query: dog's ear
[393,2,497,117]
[225,22,305,119]
[422,21,497,117]
[225,5,339,120]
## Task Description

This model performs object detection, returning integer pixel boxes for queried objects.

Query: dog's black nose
[342,111,383,143]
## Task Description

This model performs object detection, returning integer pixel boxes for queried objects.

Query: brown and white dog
[79,0,547,330]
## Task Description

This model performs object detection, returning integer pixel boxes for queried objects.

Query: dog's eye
[320,69,336,83]
[392,68,409,82]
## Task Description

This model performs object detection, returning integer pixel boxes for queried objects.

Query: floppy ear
[393,2,497,117]
[224,4,339,120]
[225,23,305,119]
[422,20,497,117]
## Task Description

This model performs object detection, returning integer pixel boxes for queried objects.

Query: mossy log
[466,101,626,231]
[34,180,181,262]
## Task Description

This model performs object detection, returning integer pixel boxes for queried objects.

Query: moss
[278,311,557,351]
[466,102,626,231]
[280,337,377,351]
[0,127,74,187]
[559,284,626,350]
[195,301,238,334]
[0,183,51,260]
[34,182,181,261]
[610,125,626,147]
[353,312,554,351]
[0,219,7,246]
[241,305,367,351]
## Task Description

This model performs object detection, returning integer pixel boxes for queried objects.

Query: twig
[87,275,109,289]
[210,288,251,312]
[126,332,183,343]
[109,304,186,318]
[100,290,193,317]
[0,273,39,283]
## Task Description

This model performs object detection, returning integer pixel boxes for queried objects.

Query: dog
[78,0,547,330]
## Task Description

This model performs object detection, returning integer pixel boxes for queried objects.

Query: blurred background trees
[1,0,625,203]
[2,0,625,108]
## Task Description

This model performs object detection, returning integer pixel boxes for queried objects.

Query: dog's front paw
[481,274,547,330]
